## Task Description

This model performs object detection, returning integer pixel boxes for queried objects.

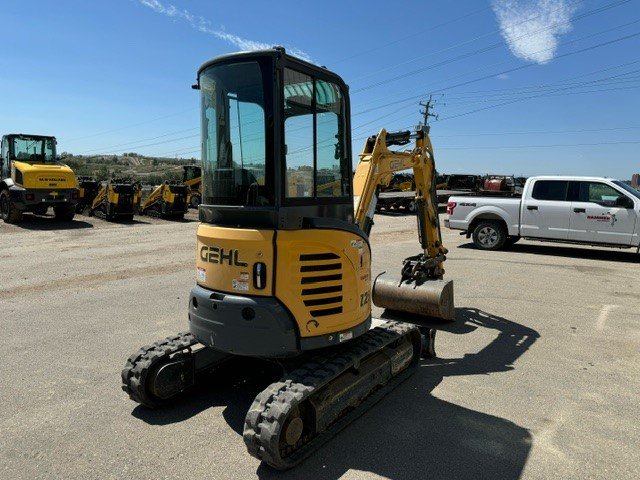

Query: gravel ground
[1,209,638,479]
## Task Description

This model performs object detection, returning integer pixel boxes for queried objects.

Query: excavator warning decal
[197,267,206,282]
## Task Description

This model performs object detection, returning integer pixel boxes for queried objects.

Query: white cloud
[492,0,579,64]
[136,0,311,61]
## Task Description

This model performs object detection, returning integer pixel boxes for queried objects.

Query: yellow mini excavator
[0,133,79,223]
[90,179,140,221]
[139,181,189,219]
[122,48,454,470]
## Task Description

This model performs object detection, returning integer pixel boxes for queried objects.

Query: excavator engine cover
[372,273,454,320]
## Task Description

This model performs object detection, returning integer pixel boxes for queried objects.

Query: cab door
[570,181,637,246]
[520,180,571,239]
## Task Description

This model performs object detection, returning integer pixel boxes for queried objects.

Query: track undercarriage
[122,321,434,470]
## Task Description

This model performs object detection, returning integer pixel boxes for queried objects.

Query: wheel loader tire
[190,194,201,209]
[54,205,75,222]
[33,204,48,216]
[472,220,507,251]
[0,190,23,224]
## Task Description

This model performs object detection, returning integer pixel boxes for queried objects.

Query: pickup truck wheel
[472,220,506,250]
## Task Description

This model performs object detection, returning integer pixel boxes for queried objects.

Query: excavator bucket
[372,273,455,320]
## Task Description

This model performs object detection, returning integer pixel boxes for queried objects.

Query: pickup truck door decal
[570,181,637,246]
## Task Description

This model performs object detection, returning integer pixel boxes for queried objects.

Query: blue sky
[2,0,639,179]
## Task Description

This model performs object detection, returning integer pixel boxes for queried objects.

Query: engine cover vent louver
[299,253,343,317]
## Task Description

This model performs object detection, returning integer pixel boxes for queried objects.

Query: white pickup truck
[445,176,640,251]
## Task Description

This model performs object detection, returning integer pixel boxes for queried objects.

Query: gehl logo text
[200,246,248,267]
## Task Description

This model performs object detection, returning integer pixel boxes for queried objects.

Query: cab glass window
[531,180,568,201]
[200,61,271,206]
[283,68,349,200]
[576,182,629,207]
[283,69,314,198]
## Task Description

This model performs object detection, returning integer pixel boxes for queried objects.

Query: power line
[438,68,640,121]
[63,108,197,144]
[438,140,640,150]
[77,127,198,154]
[331,6,492,66]
[80,134,199,155]
[350,0,632,94]
[352,26,640,120]
[436,125,640,137]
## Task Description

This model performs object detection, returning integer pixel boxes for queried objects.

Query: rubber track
[243,321,419,470]
[121,332,198,408]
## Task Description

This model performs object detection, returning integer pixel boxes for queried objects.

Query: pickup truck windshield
[613,180,640,200]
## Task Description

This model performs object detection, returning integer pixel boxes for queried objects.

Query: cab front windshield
[10,136,57,163]
[200,61,270,206]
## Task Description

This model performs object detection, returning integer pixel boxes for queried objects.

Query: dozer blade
[372,273,455,320]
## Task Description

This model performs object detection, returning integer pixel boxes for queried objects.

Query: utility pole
[419,95,439,133]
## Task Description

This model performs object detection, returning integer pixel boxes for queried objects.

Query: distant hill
[61,152,200,185]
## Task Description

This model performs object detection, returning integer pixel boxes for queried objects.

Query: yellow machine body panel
[141,184,163,210]
[92,184,118,209]
[133,184,142,207]
[184,177,202,192]
[12,161,78,190]
[275,229,371,338]
[195,224,371,339]
[196,225,275,296]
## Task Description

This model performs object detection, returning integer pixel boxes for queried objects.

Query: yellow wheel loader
[89,179,140,222]
[122,48,454,470]
[139,181,189,219]
[183,165,202,208]
[0,134,79,223]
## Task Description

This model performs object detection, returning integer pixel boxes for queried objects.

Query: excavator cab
[196,48,352,227]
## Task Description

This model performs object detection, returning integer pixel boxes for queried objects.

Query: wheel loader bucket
[372,273,455,321]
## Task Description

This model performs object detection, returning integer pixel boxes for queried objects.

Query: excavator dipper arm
[353,126,454,319]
